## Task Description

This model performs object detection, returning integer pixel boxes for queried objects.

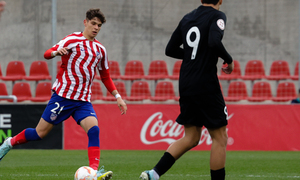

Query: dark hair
[86,9,106,24]
[298,88,300,94]
[202,0,220,5]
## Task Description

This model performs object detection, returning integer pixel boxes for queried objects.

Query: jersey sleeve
[43,37,69,59]
[165,22,185,59]
[97,50,117,94]
[208,12,232,64]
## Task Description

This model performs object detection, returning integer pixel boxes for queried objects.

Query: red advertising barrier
[64,104,300,151]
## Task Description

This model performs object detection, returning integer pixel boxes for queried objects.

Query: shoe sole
[139,172,149,180]
[98,171,113,180]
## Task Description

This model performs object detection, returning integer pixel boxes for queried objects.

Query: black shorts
[176,93,228,129]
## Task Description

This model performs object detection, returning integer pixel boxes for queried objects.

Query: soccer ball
[74,166,97,180]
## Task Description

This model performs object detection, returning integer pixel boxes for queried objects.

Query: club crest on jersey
[217,19,225,30]
[50,113,58,121]
[96,51,100,56]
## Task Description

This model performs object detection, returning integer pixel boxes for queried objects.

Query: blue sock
[25,128,42,141]
[87,126,100,147]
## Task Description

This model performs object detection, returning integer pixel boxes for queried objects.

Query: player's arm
[44,47,70,59]
[208,14,233,65]
[100,68,127,115]
[165,23,184,59]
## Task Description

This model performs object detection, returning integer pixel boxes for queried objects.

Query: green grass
[0,150,299,179]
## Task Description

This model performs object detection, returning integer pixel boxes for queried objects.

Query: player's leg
[207,126,227,180]
[80,116,100,170]
[79,116,112,180]
[0,118,53,162]
[140,125,202,180]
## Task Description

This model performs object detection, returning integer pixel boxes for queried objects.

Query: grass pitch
[0,150,299,180]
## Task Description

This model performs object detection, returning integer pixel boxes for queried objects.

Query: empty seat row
[91,81,179,102]
[91,60,182,81]
[0,82,52,102]
[0,61,51,82]
[219,60,299,81]
[224,81,297,102]
[1,80,297,103]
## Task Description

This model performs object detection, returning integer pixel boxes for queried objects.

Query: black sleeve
[208,13,232,64]
[165,22,184,59]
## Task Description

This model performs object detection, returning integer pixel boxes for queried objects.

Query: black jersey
[165,6,232,96]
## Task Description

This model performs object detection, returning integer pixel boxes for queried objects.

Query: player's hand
[55,47,70,56]
[222,62,234,74]
[117,98,127,115]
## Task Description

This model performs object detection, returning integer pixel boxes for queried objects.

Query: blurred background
[0,0,299,104]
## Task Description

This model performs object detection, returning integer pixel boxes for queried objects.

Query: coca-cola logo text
[140,112,234,146]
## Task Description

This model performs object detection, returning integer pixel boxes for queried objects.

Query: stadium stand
[126,81,151,101]
[150,81,176,101]
[169,60,182,80]
[272,82,297,102]
[241,60,266,81]
[11,82,32,102]
[144,60,169,81]
[224,81,248,102]
[120,60,145,81]
[0,64,2,79]
[291,62,299,80]
[218,60,241,81]
[25,61,52,82]
[31,82,52,102]
[0,82,8,97]
[108,60,121,80]
[247,81,273,102]
[90,81,103,101]
[1,61,26,82]
[266,60,291,81]
[102,81,127,101]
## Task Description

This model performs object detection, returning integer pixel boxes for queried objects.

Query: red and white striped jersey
[47,32,114,102]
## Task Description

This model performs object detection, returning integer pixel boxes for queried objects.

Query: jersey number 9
[186,26,200,60]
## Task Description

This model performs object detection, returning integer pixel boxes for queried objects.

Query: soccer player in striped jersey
[140,0,233,180]
[0,8,127,180]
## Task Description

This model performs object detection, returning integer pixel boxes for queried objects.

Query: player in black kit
[140,0,233,180]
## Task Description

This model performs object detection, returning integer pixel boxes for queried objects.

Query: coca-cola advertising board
[64,104,300,151]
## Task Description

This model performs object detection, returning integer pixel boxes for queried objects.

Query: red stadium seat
[126,81,151,101]
[218,60,241,80]
[102,81,127,101]
[150,81,175,101]
[291,62,299,80]
[169,60,182,80]
[12,82,32,102]
[241,60,265,80]
[0,64,2,79]
[25,61,52,81]
[120,60,145,81]
[31,82,52,102]
[272,82,297,102]
[144,60,169,80]
[224,81,248,101]
[91,81,103,101]
[2,61,26,82]
[266,60,291,80]
[247,81,273,102]
[0,83,10,101]
[108,60,121,80]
